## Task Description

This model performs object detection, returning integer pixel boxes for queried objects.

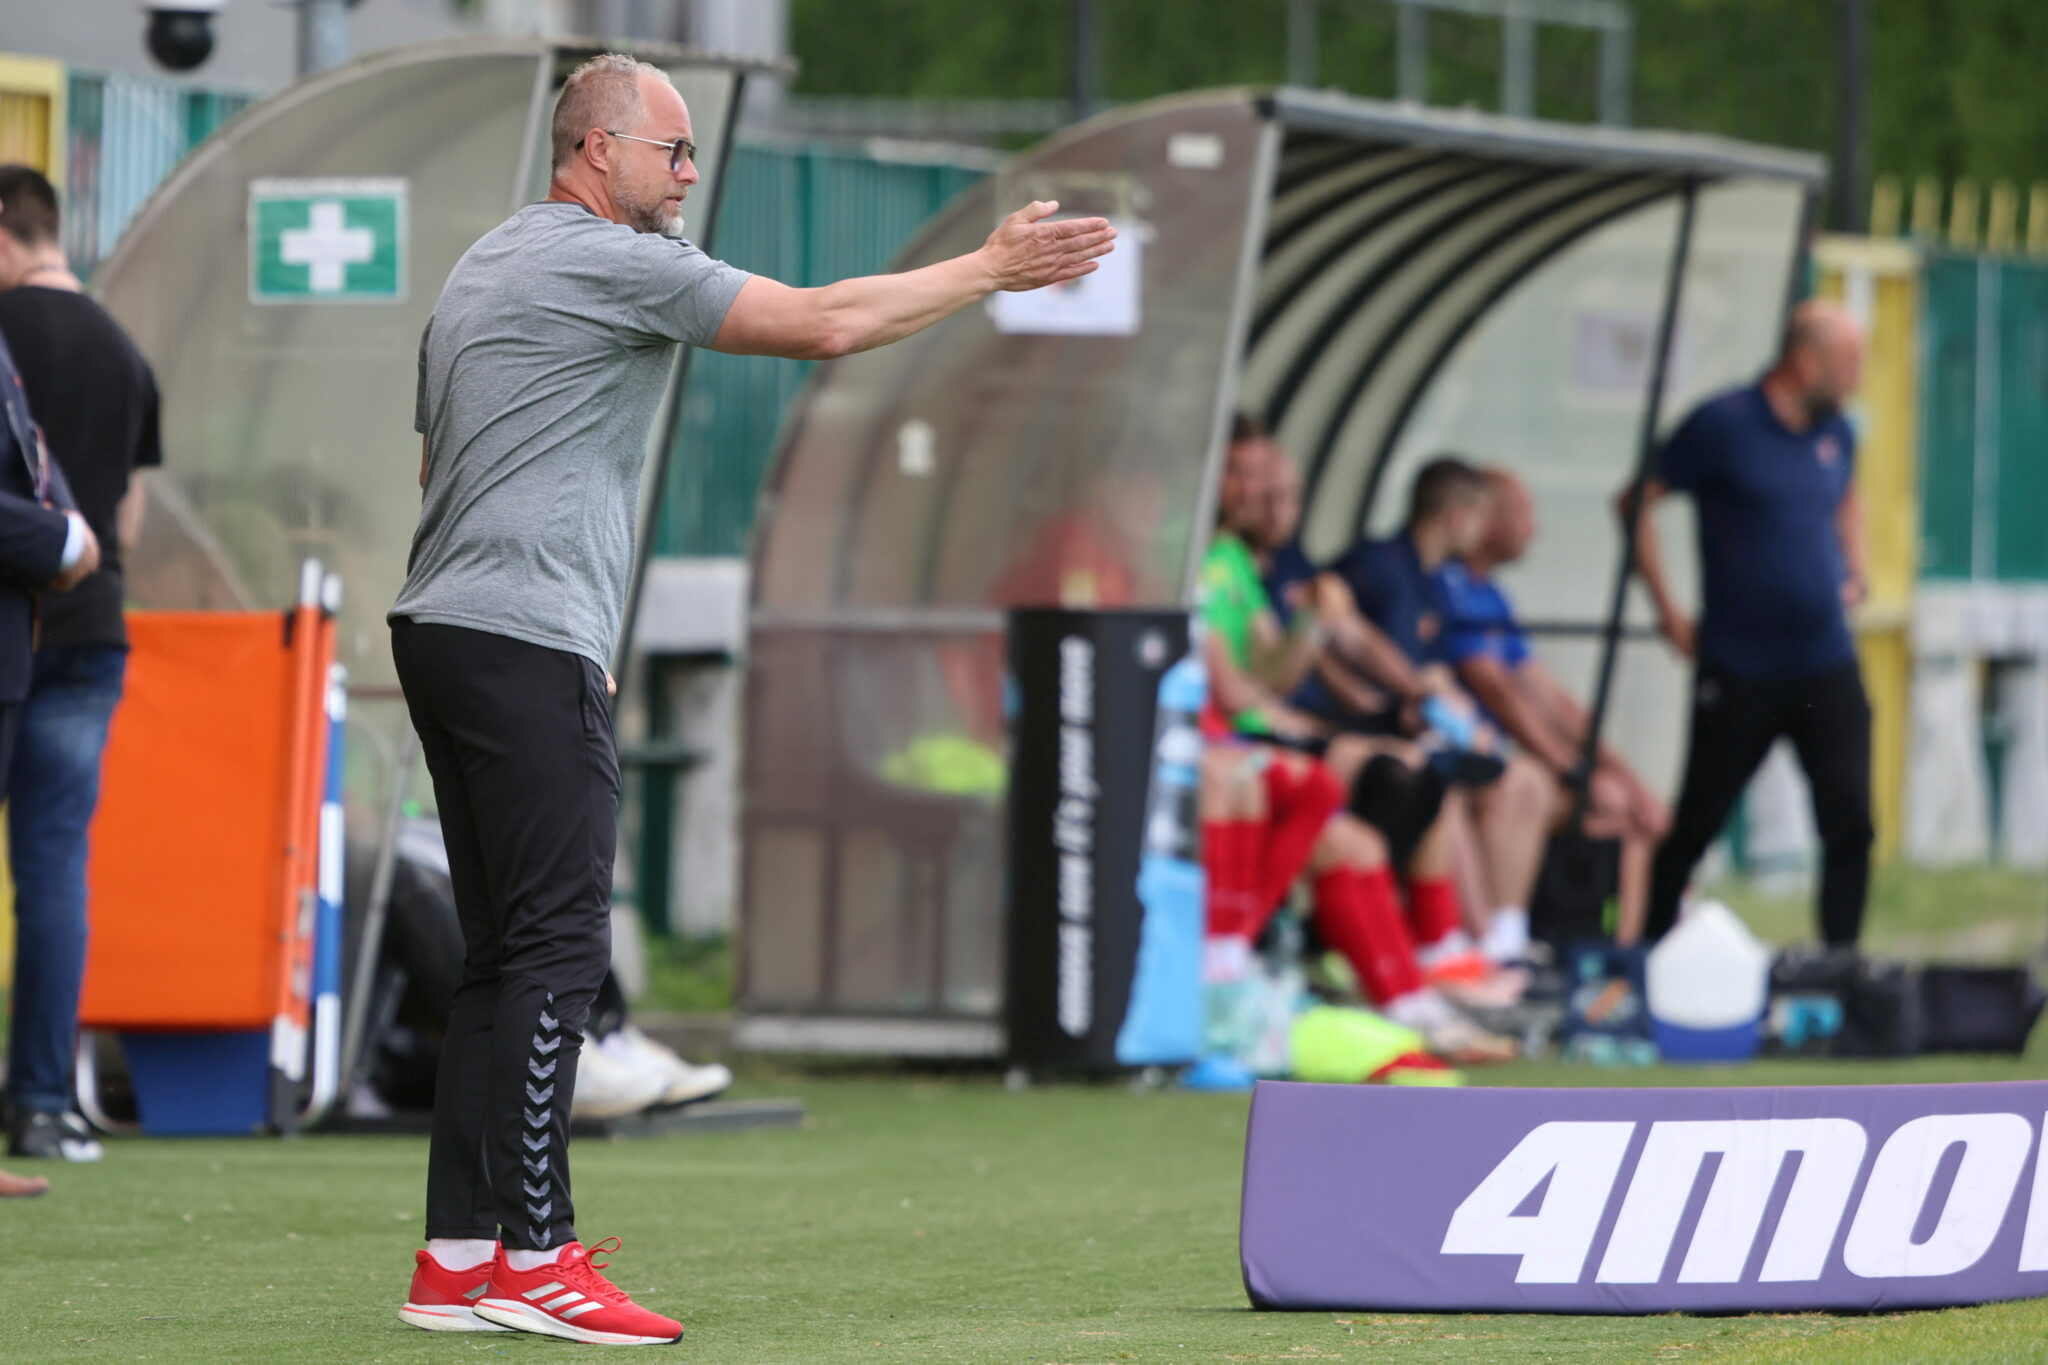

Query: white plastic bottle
[1645,900,1771,1063]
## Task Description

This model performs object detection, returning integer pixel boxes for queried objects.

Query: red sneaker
[398,1248,508,1332]
[475,1238,683,1345]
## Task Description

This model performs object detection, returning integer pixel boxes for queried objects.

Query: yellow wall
[0,55,66,183]
[1817,235,1919,865]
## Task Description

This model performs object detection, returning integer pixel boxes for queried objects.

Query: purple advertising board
[1241,1080,2048,1314]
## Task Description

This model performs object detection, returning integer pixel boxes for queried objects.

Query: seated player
[1198,425,1518,1055]
[1437,468,1671,943]
[1255,439,1510,915]
[1304,456,1557,965]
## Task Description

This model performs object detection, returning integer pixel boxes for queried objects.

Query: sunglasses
[576,129,697,174]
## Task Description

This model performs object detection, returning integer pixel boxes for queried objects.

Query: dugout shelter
[738,88,1824,1057]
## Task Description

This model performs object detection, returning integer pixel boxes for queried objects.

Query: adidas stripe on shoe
[474,1238,683,1345]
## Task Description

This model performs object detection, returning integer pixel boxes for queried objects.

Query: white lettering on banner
[1059,638,1094,724]
[1446,1112,2048,1286]
[1595,1120,1866,1285]
[1844,1113,2034,1279]
[2020,1112,2048,1272]
[1059,727,1099,804]
[1053,635,1097,1037]
[1440,1121,1636,1283]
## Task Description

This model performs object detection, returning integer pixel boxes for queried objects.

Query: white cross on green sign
[249,178,407,303]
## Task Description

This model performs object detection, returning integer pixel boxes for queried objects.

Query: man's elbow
[756,320,855,362]
[808,325,859,361]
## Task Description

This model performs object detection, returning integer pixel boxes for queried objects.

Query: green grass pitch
[8,867,2046,1363]
[8,1049,2048,1365]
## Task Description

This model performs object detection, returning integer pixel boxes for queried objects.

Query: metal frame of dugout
[736,88,1824,1059]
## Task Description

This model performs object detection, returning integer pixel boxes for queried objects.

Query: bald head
[1773,298,1864,421]
[1478,467,1535,565]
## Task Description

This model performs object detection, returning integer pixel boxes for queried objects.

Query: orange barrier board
[80,610,332,1032]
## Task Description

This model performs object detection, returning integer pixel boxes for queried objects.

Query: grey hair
[551,53,667,175]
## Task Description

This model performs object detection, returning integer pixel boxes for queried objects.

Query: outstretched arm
[710,201,1116,361]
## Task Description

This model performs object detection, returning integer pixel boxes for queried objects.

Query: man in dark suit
[0,334,97,756]
[0,223,98,1194]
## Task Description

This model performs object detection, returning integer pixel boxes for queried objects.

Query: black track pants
[1647,661,1874,947]
[392,618,619,1251]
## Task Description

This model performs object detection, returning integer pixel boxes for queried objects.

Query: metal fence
[658,139,989,557]
[63,70,254,275]
[1918,251,2048,582]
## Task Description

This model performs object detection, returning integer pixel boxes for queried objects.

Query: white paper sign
[987,218,1142,337]
[1572,310,1689,395]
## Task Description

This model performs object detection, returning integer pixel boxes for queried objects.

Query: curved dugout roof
[1240,90,1819,561]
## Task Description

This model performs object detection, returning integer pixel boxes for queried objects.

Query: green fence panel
[1918,252,2048,584]
[1993,260,2048,581]
[656,142,988,558]
[1918,253,1978,581]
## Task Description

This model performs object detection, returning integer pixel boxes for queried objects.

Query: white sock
[1482,906,1530,963]
[427,1238,496,1272]
[507,1246,567,1272]
[1415,928,1477,967]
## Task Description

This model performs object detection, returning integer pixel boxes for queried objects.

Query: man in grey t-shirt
[390,53,1113,1345]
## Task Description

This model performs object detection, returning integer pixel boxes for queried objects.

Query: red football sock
[1253,760,1344,928]
[1311,865,1426,1006]
[1201,819,1262,938]
[1407,876,1465,949]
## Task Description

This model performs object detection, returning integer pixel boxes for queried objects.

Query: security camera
[142,0,226,72]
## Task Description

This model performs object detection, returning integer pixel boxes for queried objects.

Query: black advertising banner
[1004,608,1188,1069]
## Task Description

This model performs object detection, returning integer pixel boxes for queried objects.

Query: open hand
[982,201,1117,292]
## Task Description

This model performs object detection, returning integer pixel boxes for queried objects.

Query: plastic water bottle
[1646,900,1771,1063]
[1115,627,1208,1068]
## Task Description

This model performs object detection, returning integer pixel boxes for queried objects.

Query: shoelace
[559,1237,631,1305]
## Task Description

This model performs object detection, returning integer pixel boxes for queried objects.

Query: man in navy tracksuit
[1625,298,1872,946]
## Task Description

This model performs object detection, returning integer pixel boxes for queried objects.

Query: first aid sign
[1242,1080,2048,1314]
[249,178,406,303]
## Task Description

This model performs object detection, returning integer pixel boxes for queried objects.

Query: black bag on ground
[1916,967,2046,1054]
[1768,947,1921,1057]
[1530,833,1621,949]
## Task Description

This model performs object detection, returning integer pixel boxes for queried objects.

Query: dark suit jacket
[0,325,79,705]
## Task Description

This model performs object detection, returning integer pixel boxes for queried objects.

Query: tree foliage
[789,0,2048,190]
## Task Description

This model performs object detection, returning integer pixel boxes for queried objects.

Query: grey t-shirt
[391,201,750,667]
